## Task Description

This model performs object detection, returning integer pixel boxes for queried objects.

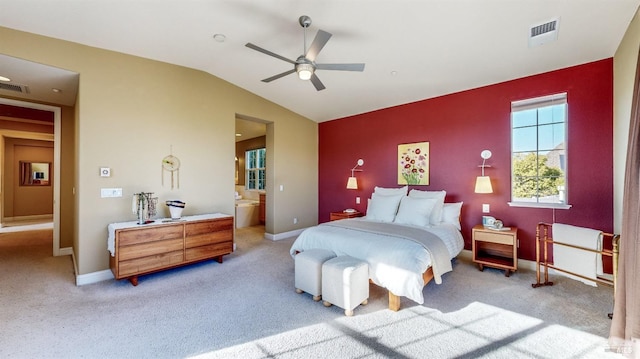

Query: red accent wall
[319,59,613,262]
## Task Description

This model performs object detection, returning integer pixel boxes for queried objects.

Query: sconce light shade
[475,176,493,193]
[346,177,358,189]
[474,149,493,193]
[346,159,364,189]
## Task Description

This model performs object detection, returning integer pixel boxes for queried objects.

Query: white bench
[322,255,369,316]
[294,249,336,301]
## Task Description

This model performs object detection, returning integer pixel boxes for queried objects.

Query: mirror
[20,161,51,186]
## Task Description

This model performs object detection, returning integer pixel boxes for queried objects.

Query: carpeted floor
[0,225,622,358]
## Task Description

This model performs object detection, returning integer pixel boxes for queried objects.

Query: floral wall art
[397,142,429,185]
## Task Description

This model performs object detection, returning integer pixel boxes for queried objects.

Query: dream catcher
[162,147,180,189]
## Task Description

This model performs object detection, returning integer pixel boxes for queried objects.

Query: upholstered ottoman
[294,248,336,301]
[322,255,369,316]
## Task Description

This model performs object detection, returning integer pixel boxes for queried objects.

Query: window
[245,148,266,190]
[510,93,568,207]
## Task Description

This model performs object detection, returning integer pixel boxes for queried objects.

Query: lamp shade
[474,176,493,193]
[346,176,358,189]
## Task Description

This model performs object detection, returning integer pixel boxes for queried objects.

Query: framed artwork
[397,142,429,185]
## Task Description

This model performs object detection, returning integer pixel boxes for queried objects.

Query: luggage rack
[532,222,619,318]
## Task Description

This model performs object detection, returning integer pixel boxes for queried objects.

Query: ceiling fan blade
[310,73,326,91]
[305,30,332,62]
[245,43,296,65]
[262,69,296,83]
[316,63,365,72]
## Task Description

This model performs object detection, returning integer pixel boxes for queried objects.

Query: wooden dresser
[108,213,233,285]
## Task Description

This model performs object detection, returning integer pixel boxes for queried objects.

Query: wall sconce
[474,150,493,193]
[346,159,364,189]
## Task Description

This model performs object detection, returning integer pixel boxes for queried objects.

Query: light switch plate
[101,188,123,198]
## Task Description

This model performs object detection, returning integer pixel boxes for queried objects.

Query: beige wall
[614,9,640,233]
[1,26,318,276]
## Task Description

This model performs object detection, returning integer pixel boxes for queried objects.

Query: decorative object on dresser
[165,200,185,219]
[472,224,518,277]
[132,192,158,225]
[108,214,233,286]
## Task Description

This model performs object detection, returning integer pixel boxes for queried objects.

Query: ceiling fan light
[296,63,314,80]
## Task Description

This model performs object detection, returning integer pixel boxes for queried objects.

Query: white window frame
[508,93,571,209]
[245,148,266,191]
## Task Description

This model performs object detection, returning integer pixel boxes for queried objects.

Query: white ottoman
[322,256,369,316]
[294,249,336,301]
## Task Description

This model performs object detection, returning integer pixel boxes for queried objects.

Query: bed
[290,187,465,311]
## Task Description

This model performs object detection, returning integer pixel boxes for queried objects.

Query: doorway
[0,98,63,256]
[235,115,270,246]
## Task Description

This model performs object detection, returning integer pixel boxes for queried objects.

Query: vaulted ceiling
[0,1,638,122]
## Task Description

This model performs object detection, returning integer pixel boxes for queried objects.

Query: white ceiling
[0,1,638,123]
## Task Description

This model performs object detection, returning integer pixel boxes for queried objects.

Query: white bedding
[289,218,464,304]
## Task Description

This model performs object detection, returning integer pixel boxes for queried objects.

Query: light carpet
[0,225,622,358]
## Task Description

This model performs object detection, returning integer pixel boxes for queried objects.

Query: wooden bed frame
[386,267,434,311]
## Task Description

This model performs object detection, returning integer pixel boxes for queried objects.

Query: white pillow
[393,196,437,227]
[374,185,408,196]
[365,192,403,222]
[408,189,446,225]
[442,202,463,230]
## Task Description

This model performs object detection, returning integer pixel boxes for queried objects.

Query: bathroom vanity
[108,213,233,285]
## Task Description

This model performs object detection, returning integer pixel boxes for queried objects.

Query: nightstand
[472,224,518,277]
[330,211,364,221]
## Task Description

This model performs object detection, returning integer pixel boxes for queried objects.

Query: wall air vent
[0,82,30,94]
[529,18,559,48]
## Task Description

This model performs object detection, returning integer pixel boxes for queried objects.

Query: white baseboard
[56,247,73,256]
[264,227,307,241]
[76,269,114,286]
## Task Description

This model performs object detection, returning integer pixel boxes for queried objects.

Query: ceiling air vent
[529,18,559,48]
[0,82,30,94]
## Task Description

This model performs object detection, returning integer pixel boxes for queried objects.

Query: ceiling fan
[245,15,365,91]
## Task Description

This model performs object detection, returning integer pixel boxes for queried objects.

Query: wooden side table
[472,224,518,277]
[330,211,364,221]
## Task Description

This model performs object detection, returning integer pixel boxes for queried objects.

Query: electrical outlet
[482,204,490,213]
[293,217,298,224]
[356,197,361,204]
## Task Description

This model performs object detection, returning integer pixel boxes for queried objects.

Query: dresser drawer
[118,238,184,261]
[185,243,233,261]
[118,250,184,277]
[185,231,233,248]
[474,230,514,245]
[185,218,233,236]
[117,224,183,246]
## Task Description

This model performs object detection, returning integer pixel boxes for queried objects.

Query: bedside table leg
[505,270,511,277]
[477,263,484,271]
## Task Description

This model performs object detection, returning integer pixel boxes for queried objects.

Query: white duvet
[289,218,464,304]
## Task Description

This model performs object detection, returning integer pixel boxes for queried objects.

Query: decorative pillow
[408,189,446,225]
[374,185,408,196]
[442,202,463,230]
[393,196,437,227]
[365,192,404,222]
